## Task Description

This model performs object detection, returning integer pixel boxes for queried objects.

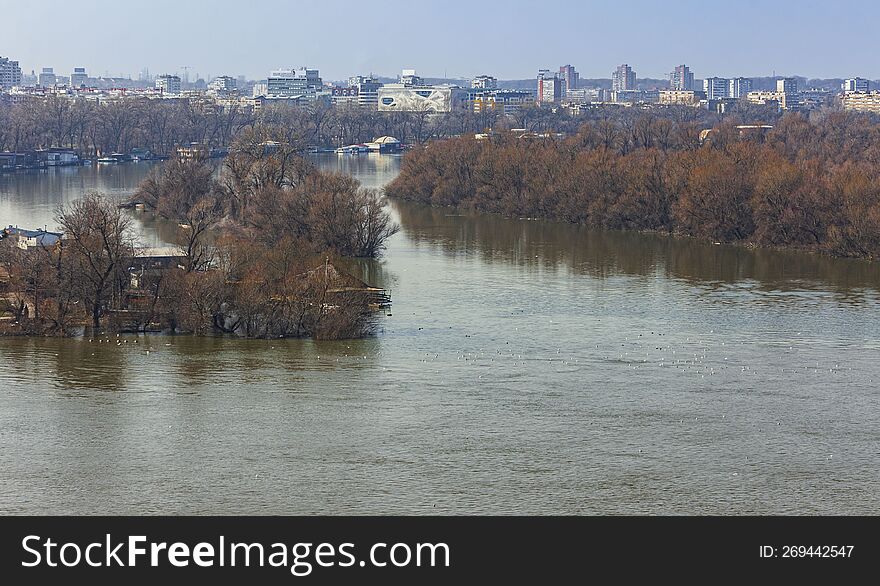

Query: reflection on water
[392,200,880,305]
[0,163,160,226]
[2,154,880,515]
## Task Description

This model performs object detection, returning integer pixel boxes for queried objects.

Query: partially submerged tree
[56,192,135,329]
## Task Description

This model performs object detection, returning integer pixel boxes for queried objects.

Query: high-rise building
[703,77,729,100]
[70,67,88,88]
[559,64,579,92]
[670,65,694,91]
[537,69,563,104]
[155,74,182,95]
[472,75,497,89]
[612,64,636,92]
[776,77,800,110]
[729,77,752,98]
[38,67,57,87]
[0,56,22,89]
[842,77,870,93]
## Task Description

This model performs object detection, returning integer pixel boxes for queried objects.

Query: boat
[335,144,370,155]
[97,153,131,164]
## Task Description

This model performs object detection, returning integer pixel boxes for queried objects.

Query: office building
[0,56,22,89]
[70,67,88,88]
[612,64,636,92]
[472,75,497,89]
[38,67,56,87]
[776,77,800,110]
[537,69,563,104]
[703,77,729,100]
[155,74,182,95]
[842,77,870,93]
[378,69,467,113]
[349,75,383,108]
[400,69,421,86]
[331,86,359,107]
[670,65,694,91]
[777,77,798,94]
[559,64,579,92]
[266,68,323,100]
[729,77,752,99]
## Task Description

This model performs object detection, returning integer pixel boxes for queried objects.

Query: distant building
[703,77,729,100]
[612,89,648,103]
[612,64,636,92]
[155,74,182,95]
[252,82,269,98]
[559,64,579,91]
[366,136,402,153]
[266,68,324,100]
[659,90,704,106]
[842,77,870,93]
[471,75,497,89]
[330,85,359,107]
[841,91,880,114]
[38,67,56,87]
[70,67,87,88]
[0,56,22,89]
[349,75,383,108]
[400,69,421,86]
[729,77,752,99]
[537,70,564,104]
[670,65,694,91]
[747,90,799,111]
[208,75,237,95]
[777,77,798,94]
[176,143,209,160]
[3,226,63,250]
[469,89,533,114]
[775,78,800,110]
[378,70,467,113]
[565,88,607,104]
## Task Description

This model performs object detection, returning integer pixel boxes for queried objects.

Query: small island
[0,126,398,339]
[386,112,880,260]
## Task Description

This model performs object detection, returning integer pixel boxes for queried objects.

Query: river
[1,155,879,514]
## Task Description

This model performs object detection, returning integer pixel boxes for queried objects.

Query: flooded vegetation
[1,155,879,515]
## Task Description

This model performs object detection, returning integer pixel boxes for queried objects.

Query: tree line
[0,92,779,155]
[385,111,880,260]
[0,126,398,338]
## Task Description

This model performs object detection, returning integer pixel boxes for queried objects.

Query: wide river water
[1,156,878,514]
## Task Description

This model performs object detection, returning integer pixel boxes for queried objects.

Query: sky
[2,0,879,81]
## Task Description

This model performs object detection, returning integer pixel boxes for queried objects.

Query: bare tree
[56,192,135,329]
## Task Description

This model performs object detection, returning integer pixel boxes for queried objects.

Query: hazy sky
[3,0,879,81]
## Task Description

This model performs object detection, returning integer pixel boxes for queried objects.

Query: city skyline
[3,0,880,81]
